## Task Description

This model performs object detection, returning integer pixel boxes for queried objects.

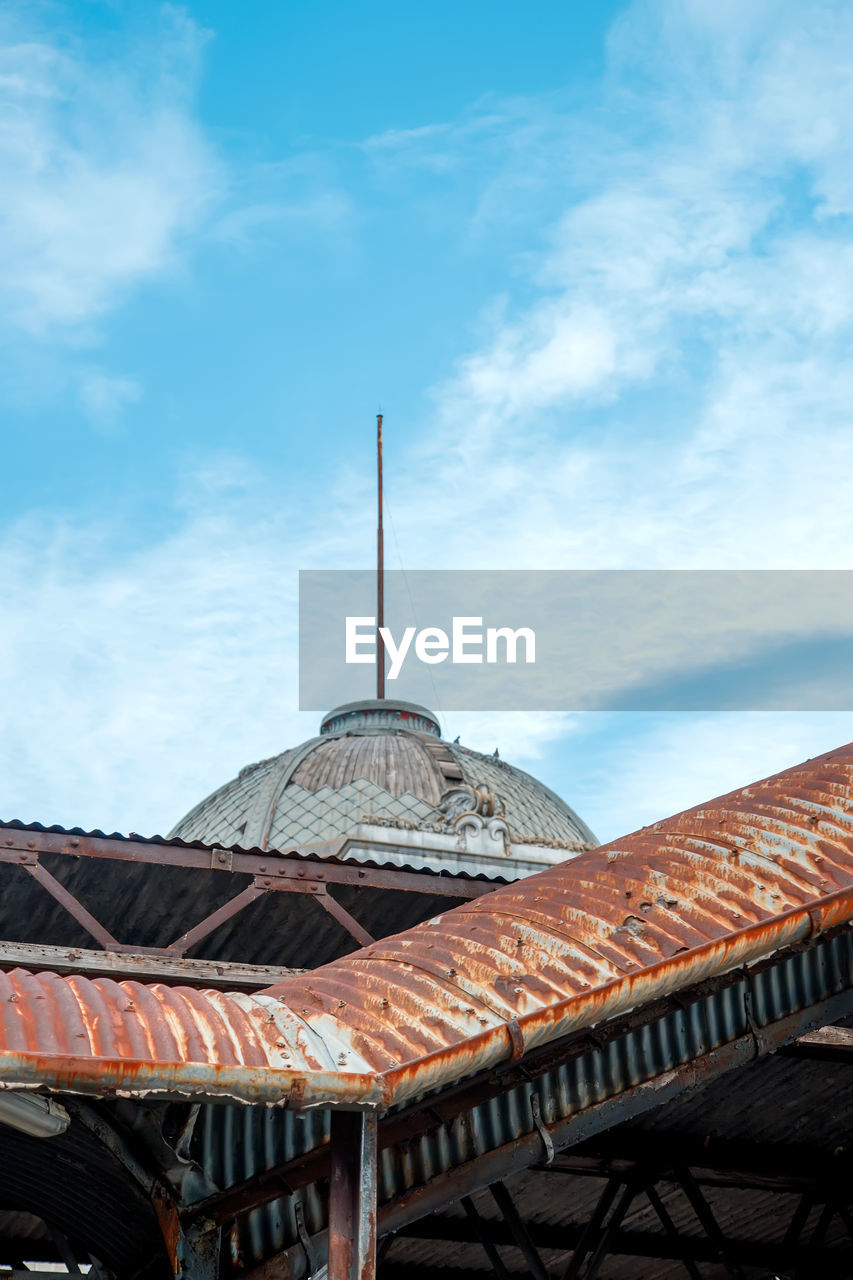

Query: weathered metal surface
[0,748,853,1113]
[0,939,303,990]
[293,735,445,805]
[319,701,441,739]
[0,821,504,895]
[232,961,853,1280]
[327,1111,378,1280]
[193,923,853,1269]
[0,821,501,976]
[255,743,853,1105]
[0,969,383,1107]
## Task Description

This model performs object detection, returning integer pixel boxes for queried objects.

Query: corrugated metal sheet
[211,924,853,1270]
[0,968,384,1106]
[381,1041,853,1277]
[0,746,852,1110]
[256,742,853,1106]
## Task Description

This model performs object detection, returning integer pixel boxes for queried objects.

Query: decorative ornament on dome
[437,784,503,825]
[437,784,510,850]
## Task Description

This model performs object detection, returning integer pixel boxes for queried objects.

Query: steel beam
[562,1178,620,1280]
[0,938,302,990]
[546,1140,849,1198]
[0,826,498,899]
[675,1167,744,1279]
[395,1212,853,1275]
[489,1181,548,1280]
[461,1197,513,1280]
[316,889,375,947]
[22,861,119,948]
[192,973,853,1234]
[328,1111,378,1280]
[644,1184,702,1280]
[165,883,266,955]
[379,1250,853,1280]
[582,1181,639,1280]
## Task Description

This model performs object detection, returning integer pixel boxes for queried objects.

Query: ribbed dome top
[291,733,445,804]
[169,701,596,854]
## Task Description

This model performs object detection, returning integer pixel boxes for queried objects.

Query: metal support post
[645,1184,702,1280]
[328,1111,378,1280]
[461,1196,513,1280]
[489,1181,549,1280]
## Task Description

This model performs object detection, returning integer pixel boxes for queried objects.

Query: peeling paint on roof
[0,746,852,1110]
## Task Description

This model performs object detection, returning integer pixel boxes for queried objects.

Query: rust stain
[0,746,852,1109]
[152,1187,181,1273]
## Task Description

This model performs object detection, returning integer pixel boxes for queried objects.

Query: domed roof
[169,700,596,873]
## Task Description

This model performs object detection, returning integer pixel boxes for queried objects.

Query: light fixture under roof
[0,1090,69,1138]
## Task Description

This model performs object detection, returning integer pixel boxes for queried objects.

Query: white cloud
[367,0,853,579]
[0,462,387,835]
[0,494,302,833]
[6,0,853,842]
[441,711,579,766]
[0,9,223,333]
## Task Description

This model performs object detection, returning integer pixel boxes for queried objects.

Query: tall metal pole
[328,1111,378,1280]
[376,413,385,700]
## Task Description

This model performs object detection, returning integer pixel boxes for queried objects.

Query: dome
[170,700,597,877]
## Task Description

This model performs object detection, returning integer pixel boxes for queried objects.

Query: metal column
[328,1111,378,1280]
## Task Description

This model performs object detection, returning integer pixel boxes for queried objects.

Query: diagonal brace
[24,862,119,950]
[166,884,265,955]
[315,889,375,947]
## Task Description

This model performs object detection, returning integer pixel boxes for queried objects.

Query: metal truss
[0,822,496,986]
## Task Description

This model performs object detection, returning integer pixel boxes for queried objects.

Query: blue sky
[3,0,853,842]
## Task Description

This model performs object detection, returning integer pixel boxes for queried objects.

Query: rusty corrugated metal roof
[0,967,384,1105]
[0,745,852,1109]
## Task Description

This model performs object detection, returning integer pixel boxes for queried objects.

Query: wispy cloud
[0,461,387,835]
[5,0,853,842]
[354,0,853,829]
[0,489,303,834]
[0,7,223,334]
[368,0,853,578]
